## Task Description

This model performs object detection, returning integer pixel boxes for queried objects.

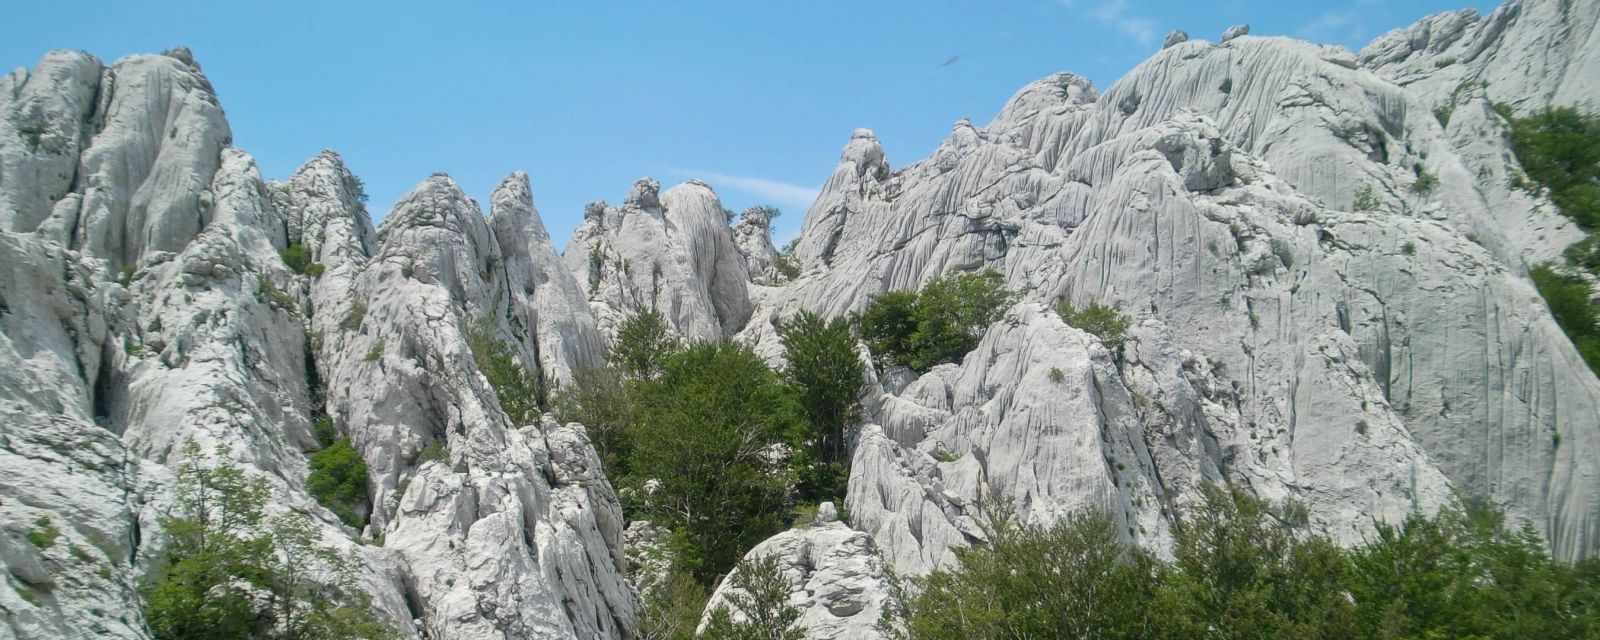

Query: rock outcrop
[1,49,633,639]
[700,506,899,640]
[563,179,753,341]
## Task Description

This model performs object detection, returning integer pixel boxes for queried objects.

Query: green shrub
[1506,107,1600,230]
[145,440,395,640]
[416,440,449,466]
[898,503,1163,639]
[257,277,297,312]
[312,417,338,449]
[702,554,806,640]
[773,254,801,281]
[636,572,710,640]
[281,243,311,274]
[466,317,544,424]
[1057,300,1132,354]
[860,270,1014,372]
[305,262,327,278]
[608,309,678,380]
[778,310,863,473]
[342,301,367,331]
[1352,184,1379,211]
[118,266,136,287]
[554,366,637,474]
[1048,367,1066,384]
[307,438,370,528]
[1531,264,1600,375]
[27,516,60,550]
[1402,241,1417,256]
[364,339,384,362]
[1410,166,1439,195]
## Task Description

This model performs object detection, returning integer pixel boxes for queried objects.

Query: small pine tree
[701,554,806,640]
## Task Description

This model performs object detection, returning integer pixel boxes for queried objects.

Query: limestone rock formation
[1,49,633,639]
[700,510,900,640]
[732,206,786,285]
[563,178,753,341]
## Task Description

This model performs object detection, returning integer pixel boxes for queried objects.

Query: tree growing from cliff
[144,439,395,640]
[860,269,1015,373]
[778,310,863,501]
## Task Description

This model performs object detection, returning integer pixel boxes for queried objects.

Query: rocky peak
[624,176,662,210]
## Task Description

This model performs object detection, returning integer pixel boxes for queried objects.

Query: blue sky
[3,0,1493,248]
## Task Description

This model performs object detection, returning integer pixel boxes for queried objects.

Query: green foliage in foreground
[144,440,395,640]
[893,485,1600,640]
[701,554,807,640]
[1532,264,1600,376]
[860,269,1014,372]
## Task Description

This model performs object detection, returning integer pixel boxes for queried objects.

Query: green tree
[610,309,679,380]
[553,365,639,474]
[1507,107,1600,230]
[899,505,1164,640]
[145,440,395,640]
[627,342,804,582]
[778,311,864,475]
[1156,484,1356,639]
[701,554,806,640]
[306,438,370,528]
[859,270,1014,372]
[466,316,544,423]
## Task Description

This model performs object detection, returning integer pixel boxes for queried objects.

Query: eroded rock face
[563,179,753,341]
[699,515,900,640]
[1,49,634,640]
[1361,0,1600,115]
[736,6,1600,565]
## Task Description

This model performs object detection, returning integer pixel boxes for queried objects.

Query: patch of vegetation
[280,243,311,274]
[257,276,296,312]
[307,438,371,528]
[144,440,395,639]
[1048,367,1066,384]
[466,316,544,424]
[930,448,960,464]
[1531,264,1600,375]
[636,572,710,640]
[860,270,1015,373]
[701,554,806,640]
[1402,241,1417,256]
[305,262,326,278]
[118,266,137,287]
[1505,107,1600,230]
[778,311,863,485]
[1410,164,1439,195]
[364,339,384,362]
[1057,300,1132,356]
[626,342,804,583]
[1352,184,1379,212]
[773,254,801,281]
[416,440,449,466]
[342,300,367,332]
[27,516,60,550]
[312,417,338,449]
[1434,105,1454,128]
[893,486,1600,640]
[608,309,678,381]
[124,335,145,358]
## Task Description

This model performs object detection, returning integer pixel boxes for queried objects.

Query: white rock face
[563,178,753,341]
[317,173,636,639]
[1,48,635,640]
[743,0,1600,565]
[1361,0,1600,115]
[699,519,900,640]
[732,206,786,285]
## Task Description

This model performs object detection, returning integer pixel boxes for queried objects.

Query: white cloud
[1090,0,1159,47]
[672,169,820,212]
